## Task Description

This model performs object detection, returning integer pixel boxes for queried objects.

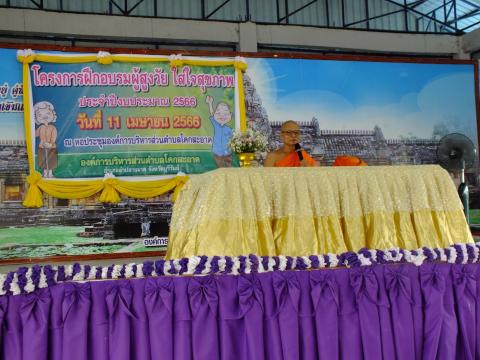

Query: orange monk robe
[333,155,367,166]
[274,150,317,167]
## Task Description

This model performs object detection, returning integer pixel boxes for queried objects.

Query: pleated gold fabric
[166,166,473,258]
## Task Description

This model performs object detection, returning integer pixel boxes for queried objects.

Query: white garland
[218,257,226,273]
[447,247,457,264]
[459,243,469,264]
[24,268,35,293]
[38,269,48,289]
[0,274,6,295]
[358,253,372,266]
[125,263,135,278]
[73,265,84,281]
[163,261,171,276]
[231,257,241,275]
[87,267,97,280]
[136,263,144,278]
[187,256,201,275]
[318,254,326,268]
[101,267,108,280]
[2,243,480,296]
[328,253,339,268]
[278,256,288,271]
[302,256,312,269]
[267,257,275,272]
[438,248,447,262]
[10,273,21,296]
[244,257,252,274]
[65,265,74,279]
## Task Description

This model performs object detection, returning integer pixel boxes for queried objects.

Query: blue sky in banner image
[0,48,24,140]
[246,58,477,144]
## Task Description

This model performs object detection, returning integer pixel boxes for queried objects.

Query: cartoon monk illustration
[34,101,58,178]
[205,94,233,167]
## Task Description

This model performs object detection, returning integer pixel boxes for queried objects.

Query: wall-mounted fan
[437,133,477,224]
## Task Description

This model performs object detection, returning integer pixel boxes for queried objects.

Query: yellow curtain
[17,50,247,207]
[23,171,188,208]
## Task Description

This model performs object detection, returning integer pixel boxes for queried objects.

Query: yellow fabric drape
[23,171,188,208]
[166,166,473,259]
[17,50,247,206]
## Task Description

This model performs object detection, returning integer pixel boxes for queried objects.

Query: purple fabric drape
[0,262,478,360]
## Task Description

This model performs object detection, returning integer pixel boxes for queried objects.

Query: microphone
[294,143,304,161]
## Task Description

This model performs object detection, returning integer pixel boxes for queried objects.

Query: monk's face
[280,122,301,146]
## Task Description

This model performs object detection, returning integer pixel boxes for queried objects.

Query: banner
[1,48,478,262]
[24,53,245,179]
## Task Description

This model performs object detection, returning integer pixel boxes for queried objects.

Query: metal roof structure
[1,0,480,34]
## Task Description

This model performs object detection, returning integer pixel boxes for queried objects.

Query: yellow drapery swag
[17,50,247,207]
[23,171,189,208]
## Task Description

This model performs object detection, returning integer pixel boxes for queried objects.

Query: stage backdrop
[0,47,478,262]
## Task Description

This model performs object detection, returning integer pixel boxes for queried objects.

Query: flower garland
[1,243,479,296]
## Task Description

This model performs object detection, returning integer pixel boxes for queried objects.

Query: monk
[264,120,319,167]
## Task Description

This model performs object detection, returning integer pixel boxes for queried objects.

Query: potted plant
[228,129,268,167]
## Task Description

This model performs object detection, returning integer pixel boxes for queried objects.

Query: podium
[166,165,473,259]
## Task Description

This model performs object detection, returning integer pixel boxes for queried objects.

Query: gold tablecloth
[166,166,473,258]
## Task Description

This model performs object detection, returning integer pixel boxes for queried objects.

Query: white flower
[38,270,48,289]
[437,248,447,262]
[318,255,326,268]
[232,257,241,275]
[52,266,58,282]
[168,54,183,61]
[163,261,171,276]
[136,263,144,278]
[267,257,276,272]
[228,129,268,153]
[234,56,246,64]
[65,265,73,278]
[244,257,252,274]
[410,249,426,266]
[358,253,372,266]
[385,248,403,262]
[17,49,35,58]
[101,266,108,279]
[0,273,6,295]
[73,265,84,281]
[187,256,201,275]
[448,247,457,264]
[10,273,21,296]
[112,265,122,279]
[327,253,339,267]
[459,244,468,264]
[97,51,111,59]
[173,259,182,273]
[218,257,226,272]
[24,268,34,293]
[278,255,287,271]
[125,263,135,278]
[202,257,212,275]
[301,256,312,269]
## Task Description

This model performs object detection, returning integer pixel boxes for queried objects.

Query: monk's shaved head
[281,120,299,131]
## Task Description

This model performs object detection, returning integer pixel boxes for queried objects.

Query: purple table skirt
[0,262,478,360]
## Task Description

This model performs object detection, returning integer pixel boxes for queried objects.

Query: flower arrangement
[228,129,268,154]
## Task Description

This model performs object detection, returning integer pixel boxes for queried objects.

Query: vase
[238,152,255,167]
